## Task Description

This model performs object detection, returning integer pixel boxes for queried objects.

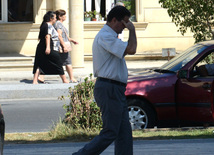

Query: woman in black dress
[32,11,69,84]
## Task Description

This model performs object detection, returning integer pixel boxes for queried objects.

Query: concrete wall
[0,23,39,55]
[140,0,194,53]
[0,0,49,56]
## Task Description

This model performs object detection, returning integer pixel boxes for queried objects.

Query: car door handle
[202,83,211,89]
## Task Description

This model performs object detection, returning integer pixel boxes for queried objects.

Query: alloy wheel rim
[128,106,148,130]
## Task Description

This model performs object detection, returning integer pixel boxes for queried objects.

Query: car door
[176,48,214,124]
[176,77,214,123]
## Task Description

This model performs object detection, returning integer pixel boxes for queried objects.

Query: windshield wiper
[153,69,175,74]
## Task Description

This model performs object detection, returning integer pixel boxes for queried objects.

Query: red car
[126,40,214,130]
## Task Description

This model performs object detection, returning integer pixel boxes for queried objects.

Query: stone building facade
[0,0,195,67]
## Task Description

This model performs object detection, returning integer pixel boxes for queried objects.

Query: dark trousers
[73,80,133,155]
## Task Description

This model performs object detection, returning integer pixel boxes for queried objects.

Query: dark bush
[59,74,102,130]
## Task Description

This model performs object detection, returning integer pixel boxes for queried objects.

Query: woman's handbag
[57,22,72,53]
[63,26,72,52]
[59,42,72,53]
[64,41,72,52]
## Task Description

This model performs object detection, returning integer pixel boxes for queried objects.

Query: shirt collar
[103,24,118,38]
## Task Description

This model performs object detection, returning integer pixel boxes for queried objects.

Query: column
[69,0,84,68]
[136,0,144,22]
[53,0,65,10]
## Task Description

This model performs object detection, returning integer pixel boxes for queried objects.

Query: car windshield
[159,44,207,72]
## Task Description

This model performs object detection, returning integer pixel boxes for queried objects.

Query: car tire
[127,99,156,130]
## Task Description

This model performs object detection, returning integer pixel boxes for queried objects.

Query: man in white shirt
[72,6,137,155]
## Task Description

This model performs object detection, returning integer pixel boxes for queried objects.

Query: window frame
[0,0,7,22]
[0,0,33,23]
[84,0,135,22]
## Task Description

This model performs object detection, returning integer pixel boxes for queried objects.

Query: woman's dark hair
[39,11,56,39]
[40,11,56,29]
[107,6,131,22]
[56,9,66,20]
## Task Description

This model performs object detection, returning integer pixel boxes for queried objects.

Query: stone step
[0,52,174,71]
[0,56,34,71]
[0,57,33,64]
[0,64,33,71]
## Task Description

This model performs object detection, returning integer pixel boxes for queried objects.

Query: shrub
[59,74,102,130]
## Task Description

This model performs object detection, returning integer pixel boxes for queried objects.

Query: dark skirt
[59,52,72,66]
[33,43,64,75]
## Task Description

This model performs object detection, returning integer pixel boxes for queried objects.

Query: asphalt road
[1,98,214,154]
[0,98,67,133]
[3,139,214,155]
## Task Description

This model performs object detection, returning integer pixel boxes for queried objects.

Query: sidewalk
[0,60,167,99]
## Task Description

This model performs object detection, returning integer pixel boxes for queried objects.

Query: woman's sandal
[38,79,47,84]
[69,80,78,83]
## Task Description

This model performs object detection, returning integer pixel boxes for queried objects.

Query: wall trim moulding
[84,22,148,31]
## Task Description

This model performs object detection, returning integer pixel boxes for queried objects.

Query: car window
[195,52,214,77]
[160,44,207,72]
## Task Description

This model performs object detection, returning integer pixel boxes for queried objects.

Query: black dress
[33,23,64,75]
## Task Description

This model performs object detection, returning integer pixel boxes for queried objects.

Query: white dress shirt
[47,23,60,51]
[93,24,128,83]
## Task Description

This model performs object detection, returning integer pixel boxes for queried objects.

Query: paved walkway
[0,60,167,99]
[0,60,167,82]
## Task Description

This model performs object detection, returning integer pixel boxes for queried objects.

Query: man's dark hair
[107,6,131,22]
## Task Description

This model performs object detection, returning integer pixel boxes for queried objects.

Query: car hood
[128,69,174,82]
[126,69,177,98]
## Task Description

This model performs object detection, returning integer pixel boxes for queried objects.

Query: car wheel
[127,99,156,130]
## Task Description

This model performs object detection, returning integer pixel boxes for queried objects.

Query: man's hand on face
[122,20,135,31]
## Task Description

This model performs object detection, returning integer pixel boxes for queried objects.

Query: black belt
[96,77,126,87]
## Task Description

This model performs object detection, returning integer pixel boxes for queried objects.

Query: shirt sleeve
[98,32,128,59]
[47,24,53,36]
[54,21,63,31]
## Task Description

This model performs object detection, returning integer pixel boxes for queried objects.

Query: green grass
[4,120,214,144]
[132,128,214,140]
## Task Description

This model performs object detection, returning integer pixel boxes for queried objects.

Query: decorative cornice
[84,22,148,31]
[0,22,148,32]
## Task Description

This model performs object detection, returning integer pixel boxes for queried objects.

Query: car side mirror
[177,70,188,79]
